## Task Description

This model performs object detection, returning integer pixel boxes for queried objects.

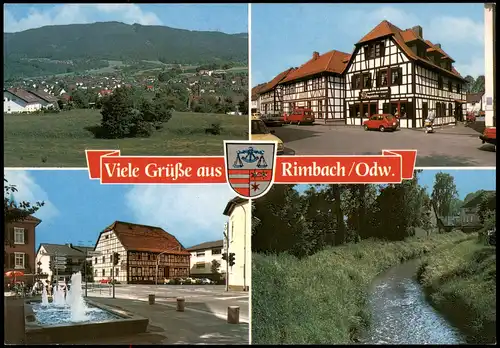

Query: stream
[361,259,467,344]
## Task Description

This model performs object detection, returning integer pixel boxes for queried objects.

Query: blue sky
[252,3,484,85]
[4,4,248,34]
[295,169,496,200]
[5,170,235,250]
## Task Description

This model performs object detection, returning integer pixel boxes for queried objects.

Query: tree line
[252,171,496,258]
[464,75,485,94]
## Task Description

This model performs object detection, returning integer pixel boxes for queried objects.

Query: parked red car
[480,127,496,151]
[285,107,315,125]
[363,114,399,132]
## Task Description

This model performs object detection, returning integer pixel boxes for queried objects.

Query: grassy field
[252,231,474,345]
[417,238,496,343]
[4,109,248,167]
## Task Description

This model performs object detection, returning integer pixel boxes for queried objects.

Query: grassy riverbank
[417,237,496,344]
[252,231,473,344]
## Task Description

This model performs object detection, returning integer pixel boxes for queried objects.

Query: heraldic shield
[224,141,277,199]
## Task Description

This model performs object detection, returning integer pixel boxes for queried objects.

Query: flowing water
[41,285,49,306]
[33,272,117,325]
[361,259,467,344]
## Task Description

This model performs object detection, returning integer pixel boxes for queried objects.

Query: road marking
[213,296,249,301]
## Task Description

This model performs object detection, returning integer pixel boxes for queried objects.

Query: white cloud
[4,170,59,223]
[427,16,483,45]
[4,4,162,33]
[342,6,420,36]
[125,185,235,247]
[341,6,484,77]
[455,54,485,78]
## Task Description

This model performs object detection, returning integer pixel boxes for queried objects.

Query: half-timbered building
[344,20,466,128]
[251,83,267,114]
[258,68,295,115]
[92,221,190,284]
[280,50,351,122]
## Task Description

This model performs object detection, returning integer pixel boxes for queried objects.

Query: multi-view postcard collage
[2,3,496,346]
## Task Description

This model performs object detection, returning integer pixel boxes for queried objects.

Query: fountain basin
[25,299,149,344]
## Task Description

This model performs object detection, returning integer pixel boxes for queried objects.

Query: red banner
[85,149,416,185]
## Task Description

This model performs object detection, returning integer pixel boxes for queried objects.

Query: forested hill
[4,21,248,69]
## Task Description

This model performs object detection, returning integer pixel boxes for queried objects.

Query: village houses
[254,20,467,128]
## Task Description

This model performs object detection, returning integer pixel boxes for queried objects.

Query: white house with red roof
[4,88,43,113]
[344,21,466,128]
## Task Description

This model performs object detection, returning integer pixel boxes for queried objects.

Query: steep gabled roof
[462,190,496,209]
[259,68,296,94]
[37,243,86,257]
[353,20,463,80]
[187,240,223,251]
[5,88,43,104]
[99,221,190,255]
[28,90,58,103]
[281,50,351,84]
[251,83,268,100]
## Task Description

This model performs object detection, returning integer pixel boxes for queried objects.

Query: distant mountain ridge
[4,21,248,79]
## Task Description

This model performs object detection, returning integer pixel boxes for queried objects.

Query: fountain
[67,272,88,322]
[41,286,49,306]
[25,271,149,344]
[52,283,66,307]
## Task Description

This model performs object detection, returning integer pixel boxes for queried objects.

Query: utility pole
[84,250,88,298]
[112,252,116,299]
[223,223,229,292]
[155,247,181,288]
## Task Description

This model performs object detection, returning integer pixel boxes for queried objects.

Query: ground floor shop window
[349,103,377,118]
[384,101,409,118]
[436,102,447,117]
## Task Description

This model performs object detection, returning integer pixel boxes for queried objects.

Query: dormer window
[364,41,385,60]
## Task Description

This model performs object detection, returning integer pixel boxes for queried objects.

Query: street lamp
[155,246,182,288]
[78,240,95,298]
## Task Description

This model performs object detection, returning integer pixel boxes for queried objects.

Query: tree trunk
[334,185,345,245]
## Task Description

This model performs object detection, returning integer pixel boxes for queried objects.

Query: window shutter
[380,42,386,57]
[387,68,392,87]
[351,75,356,90]
[10,253,15,268]
[398,68,403,85]
[376,71,381,87]
[364,47,368,61]
[25,254,29,270]
[10,227,15,244]
[24,228,28,244]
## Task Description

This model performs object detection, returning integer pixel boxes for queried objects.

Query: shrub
[132,120,155,138]
[99,87,173,139]
[211,122,222,135]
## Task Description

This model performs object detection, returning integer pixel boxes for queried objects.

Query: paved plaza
[274,122,495,167]
[80,284,249,344]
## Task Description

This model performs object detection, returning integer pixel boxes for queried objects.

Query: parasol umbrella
[5,270,25,283]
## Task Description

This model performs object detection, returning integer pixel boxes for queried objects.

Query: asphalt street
[271,123,496,167]
[86,284,249,323]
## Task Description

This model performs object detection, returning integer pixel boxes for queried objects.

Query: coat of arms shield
[224,141,277,199]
